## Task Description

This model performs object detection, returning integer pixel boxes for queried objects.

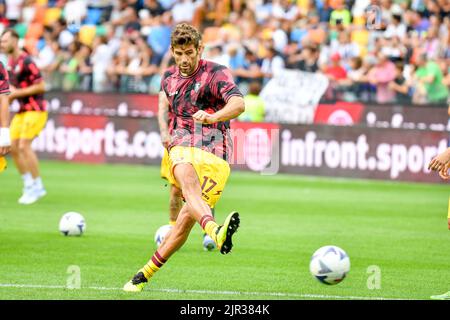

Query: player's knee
[10,142,21,155]
[15,140,30,154]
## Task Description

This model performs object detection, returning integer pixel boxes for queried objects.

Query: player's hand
[8,85,17,103]
[0,145,10,156]
[428,150,450,172]
[160,131,170,148]
[193,110,217,124]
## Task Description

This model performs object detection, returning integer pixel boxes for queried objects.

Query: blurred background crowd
[0,0,448,105]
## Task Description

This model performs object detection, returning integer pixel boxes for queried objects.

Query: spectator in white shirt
[261,46,285,85]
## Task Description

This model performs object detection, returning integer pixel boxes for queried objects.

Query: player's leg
[10,114,33,200]
[157,184,183,248]
[14,138,46,204]
[169,184,182,225]
[202,207,216,251]
[123,204,196,292]
[173,162,239,254]
[11,112,47,204]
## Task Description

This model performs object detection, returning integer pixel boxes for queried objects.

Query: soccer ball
[59,212,86,236]
[309,245,350,285]
[154,224,172,247]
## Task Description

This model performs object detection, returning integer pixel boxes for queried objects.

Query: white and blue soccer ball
[154,224,172,247]
[59,212,86,236]
[309,245,350,285]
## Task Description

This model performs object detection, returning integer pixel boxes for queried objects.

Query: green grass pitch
[0,159,448,300]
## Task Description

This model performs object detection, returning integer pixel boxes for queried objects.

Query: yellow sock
[141,251,167,280]
[200,215,219,243]
[169,220,176,226]
[0,157,6,173]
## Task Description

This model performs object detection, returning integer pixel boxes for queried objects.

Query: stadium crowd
[0,0,448,104]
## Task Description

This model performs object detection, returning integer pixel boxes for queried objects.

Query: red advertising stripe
[314,102,365,126]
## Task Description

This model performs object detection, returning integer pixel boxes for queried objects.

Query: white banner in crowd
[260,69,329,124]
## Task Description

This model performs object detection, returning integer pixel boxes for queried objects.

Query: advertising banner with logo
[361,104,450,131]
[314,101,449,132]
[314,102,365,126]
[260,70,329,124]
[31,105,448,184]
[278,124,448,183]
[33,113,164,165]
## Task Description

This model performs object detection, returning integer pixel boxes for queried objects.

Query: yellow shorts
[168,146,230,208]
[10,111,48,140]
[0,156,6,173]
[161,148,177,186]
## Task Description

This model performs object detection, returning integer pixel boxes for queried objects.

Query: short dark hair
[171,23,202,49]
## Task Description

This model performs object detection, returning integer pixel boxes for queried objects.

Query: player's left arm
[193,67,245,124]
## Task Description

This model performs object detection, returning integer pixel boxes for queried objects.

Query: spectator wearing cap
[324,52,347,81]
[323,52,347,100]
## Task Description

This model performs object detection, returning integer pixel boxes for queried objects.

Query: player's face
[171,43,203,76]
[0,32,16,54]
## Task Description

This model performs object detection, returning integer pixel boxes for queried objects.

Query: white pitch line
[0,283,411,300]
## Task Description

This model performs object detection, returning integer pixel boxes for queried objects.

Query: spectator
[287,45,319,73]
[238,81,265,122]
[324,52,347,81]
[5,0,23,26]
[413,53,449,104]
[330,31,360,66]
[232,47,263,95]
[91,35,113,93]
[34,27,57,80]
[172,0,195,24]
[261,46,285,85]
[337,56,365,101]
[323,52,347,100]
[388,63,411,103]
[367,52,397,103]
[204,44,230,67]
[60,41,82,91]
[78,44,93,91]
[330,1,351,27]
[384,13,407,39]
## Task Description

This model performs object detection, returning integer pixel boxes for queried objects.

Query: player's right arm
[0,62,11,156]
[158,91,170,148]
[428,147,450,180]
